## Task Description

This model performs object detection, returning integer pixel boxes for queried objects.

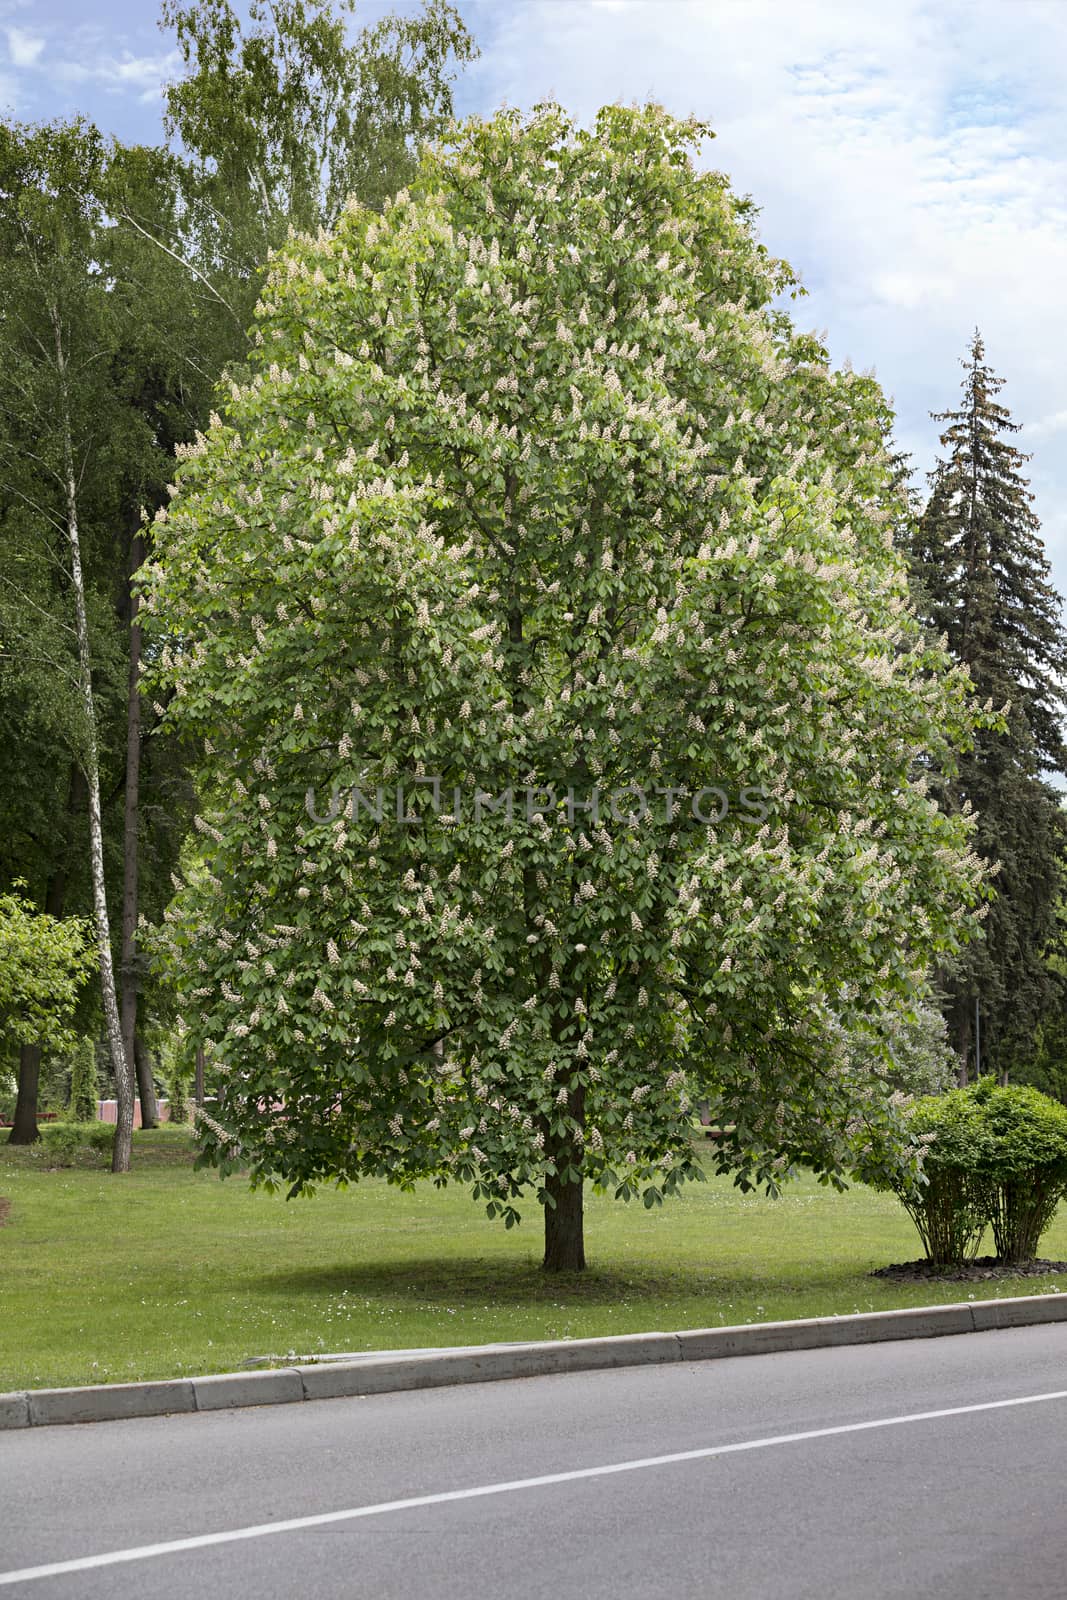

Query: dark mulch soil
[0,1197,10,1227]
[872,1255,1067,1283]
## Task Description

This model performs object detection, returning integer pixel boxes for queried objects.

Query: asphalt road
[2,1323,1066,1599]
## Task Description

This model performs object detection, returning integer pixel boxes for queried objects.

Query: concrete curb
[189,1368,306,1411]
[26,1379,195,1428]
[3,1292,1065,1430]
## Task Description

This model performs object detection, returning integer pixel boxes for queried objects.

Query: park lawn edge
[2,1129,1067,1391]
[4,1290,1067,1428]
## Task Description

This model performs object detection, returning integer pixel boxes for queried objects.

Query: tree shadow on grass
[245,1254,824,1308]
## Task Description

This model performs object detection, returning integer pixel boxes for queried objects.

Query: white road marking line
[3,1387,1067,1587]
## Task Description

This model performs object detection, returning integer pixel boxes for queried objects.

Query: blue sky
[4,0,1066,594]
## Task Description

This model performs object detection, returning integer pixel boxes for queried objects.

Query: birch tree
[0,120,136,1168]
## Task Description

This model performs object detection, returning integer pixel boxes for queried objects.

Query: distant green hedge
[38,1121,113,1166]
[861,1081,1067,1265]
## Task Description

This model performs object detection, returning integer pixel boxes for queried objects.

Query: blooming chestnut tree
[143,104,986,1270]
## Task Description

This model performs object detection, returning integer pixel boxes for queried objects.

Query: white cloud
[466,0,1067,583]
[870,272,956,313]
[6,26,44,68]
[52,46,181,104]
[1030,410,1067,440]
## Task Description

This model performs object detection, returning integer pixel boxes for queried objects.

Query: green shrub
[38,1121,113,1166]
[970,1080,1067,1263]
[859,1082,1067,1266]
[892,1092,991,1264]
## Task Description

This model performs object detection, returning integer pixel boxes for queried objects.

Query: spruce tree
[913,331,1067,1080]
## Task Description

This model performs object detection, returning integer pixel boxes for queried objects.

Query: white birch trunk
[53,308,135,1173]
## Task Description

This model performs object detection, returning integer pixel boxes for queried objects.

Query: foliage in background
[69,1035,99,1123]
[0,886,93,1058]
[832,988,959,1101]
[36,1049,75,1119]
[1013,887,1067,1105]
[0,116,160,1160]
[161,0,477,268]
[1018,1024,1067,1107]
[158,1031,193,1123]
[0,0,478,1152]
[37,1120,114,1167]
[145,103,989,1270]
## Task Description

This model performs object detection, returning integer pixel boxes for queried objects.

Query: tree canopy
[153,0,477,344]
[0,885,92,1058]
[144,103,988,1268]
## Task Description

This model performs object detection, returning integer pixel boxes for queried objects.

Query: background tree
[145,104,987,1270]
[832,988,958,1101]
[118,0,478,382]
[0,122,203,1158]
[0,120,139,1164]
[1,885,93,1140]
[0,516,95,1140]
[161,0,477,234]
[113,3,477,1099]
[910,333,1067,1082]
[0,0,477,1155]
[1012,884,1067,1104]
[99,139,221,1131]
[68,1034,100,1124]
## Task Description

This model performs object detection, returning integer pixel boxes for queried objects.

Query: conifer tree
[913,332,1067,1080]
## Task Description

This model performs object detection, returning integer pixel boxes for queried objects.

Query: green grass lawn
[1,1127,1065,1391]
